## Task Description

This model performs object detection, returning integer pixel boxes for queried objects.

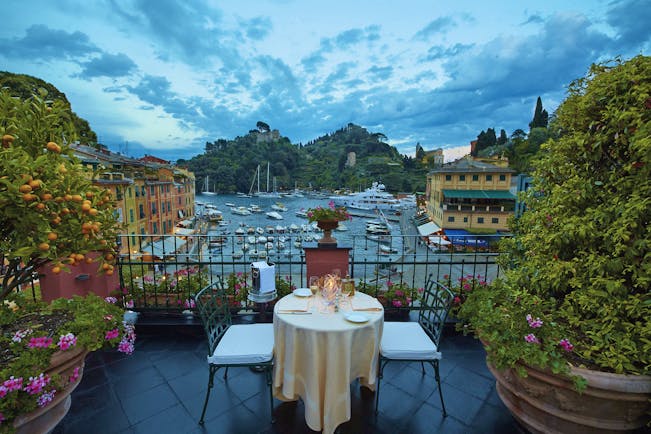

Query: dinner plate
[293,288,312,297]
[344,312,369,323]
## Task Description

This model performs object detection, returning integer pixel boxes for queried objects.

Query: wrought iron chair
[375,277,454,416]
[194,280,275,425]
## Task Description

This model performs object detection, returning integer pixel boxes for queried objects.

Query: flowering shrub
[306,201,351,223]
[225,272,249,306]
[380,281,422,308]
[0,293,135,428]
[275,275,296,298]
[441,274,488,315]
[458,57,651,383]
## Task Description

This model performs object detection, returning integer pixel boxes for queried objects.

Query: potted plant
[306,201,351,246]
[1,88,133,432]
[457,56,650,432]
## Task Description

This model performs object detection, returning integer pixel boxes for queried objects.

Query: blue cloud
[423,43,474,61]
[413,17,456,41]
[242,16,272,40]
[77,53,137,79]
[0,24,98,60]
[366,65,393,80]
[303,25,381,73]
[606,0,651,51]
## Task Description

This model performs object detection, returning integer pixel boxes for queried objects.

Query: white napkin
[278,296,309,312]
[351,296,383,311]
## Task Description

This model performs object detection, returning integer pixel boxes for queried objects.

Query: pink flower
[387,281,393,287]
[104,315,114,321]
[453,296,462,304]
[392,300,402,307]
[104,296,118,304]
[395,290,404,297]
[12,329,32,343]
[37,390,56,407]
[28,336,53,349]
[24,374,50,395]
[57,333,77,351]
[559,338,574,352]
[118,339,135,355]
[463,283,471,290]
[524,333,540,344]
[443,274,449,279]
[526,314,543,328]
[105,329,120,340]
[143,275,154,283]
[69,367,81,383]
[3,376,23,392]
[328,200,335,209]
[184,299,196,309]
[125,299,134,308]
[417,287,424,293]
[0,386,7,398]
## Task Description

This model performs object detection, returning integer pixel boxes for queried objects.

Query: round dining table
[272,291,384,434]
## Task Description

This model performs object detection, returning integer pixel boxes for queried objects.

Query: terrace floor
[53,318,524,434]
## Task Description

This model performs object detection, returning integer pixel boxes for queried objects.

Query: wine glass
[309,276,319,296]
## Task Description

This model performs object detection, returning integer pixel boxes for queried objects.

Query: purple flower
[0,386,7,398]
[526,314,543,328]
[3,376,23,392]
[12,329,32,343]
[559,338,574,352]
[37,390,56,408]
[57,333,77,351]
[524,333,540,344]
[392,300,402,307]
[69,367,81,383]
[118,339,135,355]
[24,374,50,395]
[105,329,120,340]
[125,299,134,308]
[27,336,53,349]
[104,296,118,304]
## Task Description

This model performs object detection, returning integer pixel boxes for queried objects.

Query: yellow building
[426,157,515,231]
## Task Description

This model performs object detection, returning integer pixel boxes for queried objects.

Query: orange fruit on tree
[85,192,94,199]
[88,208,98,216]
[35,203,46,211]
[102,263,111,271]
[38,242,50,251]
[46,142,60,153]
[28,179,41,189]
[51,266,61,274]
[40,193,53,201]
[22,193,37,201]
[71,194,83,202]
[47,232,58,241]
[81,203,91,212]
[19,184,32,193]
[64,194,72,201]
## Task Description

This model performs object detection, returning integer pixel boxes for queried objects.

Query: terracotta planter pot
[13,346,89,434]
[487,360,651,433]
[316,219,339,246]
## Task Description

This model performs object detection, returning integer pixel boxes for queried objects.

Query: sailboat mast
[257,164,261,194]
[266,162,270,193]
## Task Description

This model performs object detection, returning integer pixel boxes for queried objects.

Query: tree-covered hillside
[180,123,430,194]
[0,72,98,144]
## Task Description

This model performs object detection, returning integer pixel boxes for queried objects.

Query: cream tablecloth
[273,292,384,434]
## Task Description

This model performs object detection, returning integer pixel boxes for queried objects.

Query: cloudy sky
[2,0,649,161]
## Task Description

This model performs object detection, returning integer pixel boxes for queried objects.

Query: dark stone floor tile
[113,365,166,398]
[469,401,521,434]
[375,382,427,427]
[399,401,468,434]
[121,383,179,425]
[433,382,484,426]
[190,402,260,434]
[104,352,154,379]
[178,378,244,421]
[153,350,206,381]
[61,401,131,434]
[132,403,195,434]
[443,364,494,401]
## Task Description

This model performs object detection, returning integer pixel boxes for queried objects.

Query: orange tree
[0,88,121,300]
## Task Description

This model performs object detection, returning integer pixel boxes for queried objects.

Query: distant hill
[0,71,97,144]
[181,123,430,194]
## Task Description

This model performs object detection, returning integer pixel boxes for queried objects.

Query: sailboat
[201,175,217,196]
[256,162,281,198]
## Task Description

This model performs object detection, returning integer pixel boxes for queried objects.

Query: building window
[129,209,134,223]
[447,216,455,222]
[151,204,157,215]
[499,174,506,181]
[472,174,479,181]
[150,186,155,195]
[445,175,452,181]
[162,221,167,234]
[463,217,468,223]
[492,217,499,224]
[486,175,493,181]
[459,175,465,181]
[153,223,158,234]
[141,186,146,196]
[139,204,145,218]
[478,217,485,224]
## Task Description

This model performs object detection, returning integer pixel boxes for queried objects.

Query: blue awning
[443,229,488,247]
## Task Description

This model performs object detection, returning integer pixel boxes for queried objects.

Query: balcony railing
[116,233,505,314]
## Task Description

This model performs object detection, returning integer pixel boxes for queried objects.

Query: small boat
[266,211,283,220]
[225,202,235,207]
[248,204,264,213]
[271,202,288,212]
[295,209,308,218]
[230,206,251,216]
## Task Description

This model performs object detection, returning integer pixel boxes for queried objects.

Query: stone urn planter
[487,360,651,433]
[316,219,339,246]
[13,346,89,434]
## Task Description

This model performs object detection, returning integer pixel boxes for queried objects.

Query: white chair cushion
[207,323,274,365]
[380,322,442,360]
